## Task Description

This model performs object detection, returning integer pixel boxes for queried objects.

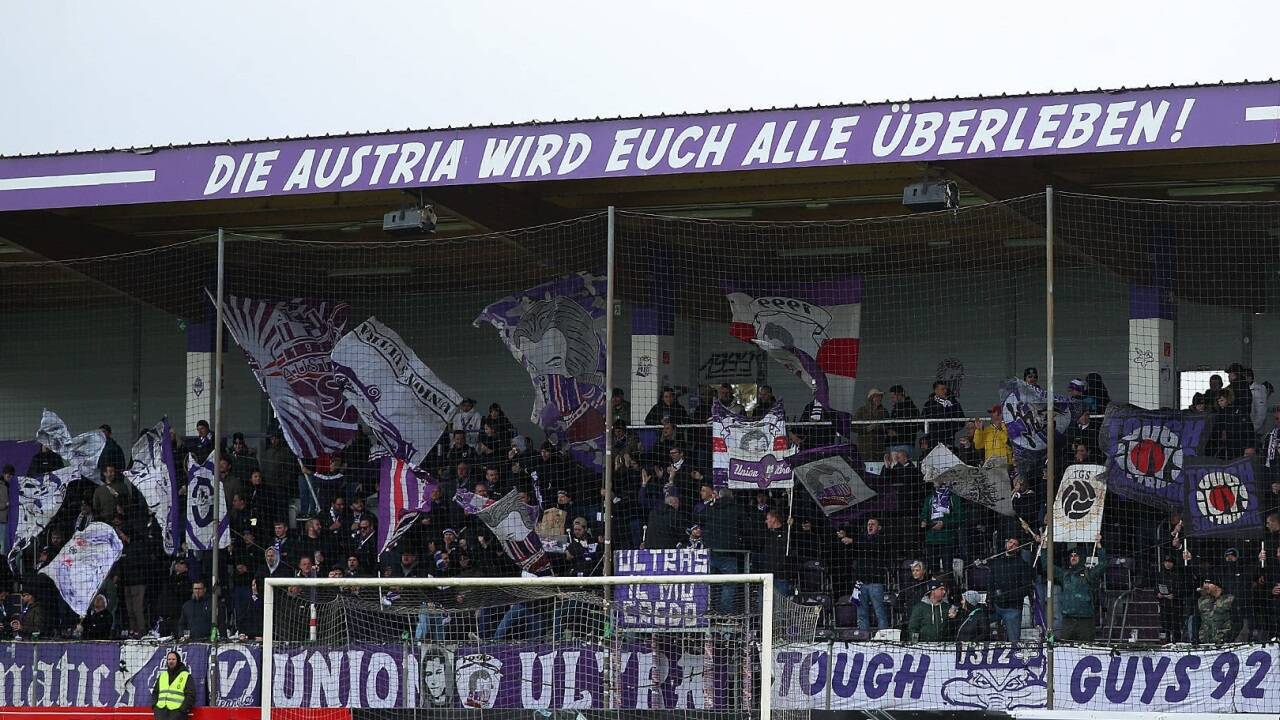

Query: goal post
[261,572,780,720]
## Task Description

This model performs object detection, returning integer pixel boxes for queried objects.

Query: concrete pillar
[1128,285,1176,409]
[186,321,216,435]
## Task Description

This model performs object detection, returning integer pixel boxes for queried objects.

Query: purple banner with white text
[1,85,1277,211]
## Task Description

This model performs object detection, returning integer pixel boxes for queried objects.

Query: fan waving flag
[123,417,180,555]
[1100,404,1210,511]
[212,292,358,458]
[726,277,861,416]
[787,445,877,517]
[377,457,439,557]
[40,521,123,617]
[1182,456,1264,538]
[474,272,608,471]
[711,400,795,489]
[331,318,463,470]
[920,444,1015,517]
[186,455,229,551]
[999,379,1072,455]
[34,410,105,482]
[1053,464,1108,543]
[7,467,76,570]
[454,490,551,575]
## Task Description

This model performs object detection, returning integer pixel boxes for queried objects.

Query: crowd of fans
[1,366,1278,645]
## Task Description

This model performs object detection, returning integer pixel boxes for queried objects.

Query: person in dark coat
[988,537,1037,643]
[886,385,921,450]
[921,381,964,447]
[752,510,795,597]
[97,424,127,481]
[645,387,691,426]
[955,590,993,641]
[853,517,892,631]
[27,444,65,476]
[644,491,687,549]
[80,594,114,640]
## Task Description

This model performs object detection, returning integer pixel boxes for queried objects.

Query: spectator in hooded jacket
[908,580,956,641]
[955,590,993,642]
[1046,539,1106,642]
[886,385,920,451]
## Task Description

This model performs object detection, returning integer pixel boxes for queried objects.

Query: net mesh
[0,192,1277,716]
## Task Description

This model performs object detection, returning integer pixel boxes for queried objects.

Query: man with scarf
[919,483,966,575]
[921,381,964,448]
[151,651,197,720]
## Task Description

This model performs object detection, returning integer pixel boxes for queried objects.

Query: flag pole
[210,226,226,639]
[603,207,616,577]
[1043,187,1056,710]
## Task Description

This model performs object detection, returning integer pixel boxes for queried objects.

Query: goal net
[262,572,817,720]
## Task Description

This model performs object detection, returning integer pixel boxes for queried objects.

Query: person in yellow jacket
[152,651,196,720]
[972,404,1013,464]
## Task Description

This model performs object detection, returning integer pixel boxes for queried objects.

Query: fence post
[603,207,617,577]
[211,226,226,639]
[1044,187,1056,709]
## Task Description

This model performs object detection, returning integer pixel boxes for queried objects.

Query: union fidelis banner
[1099,404,1210,511]
[711,399,794,489]
[726,277,861,416]
[1052,464,1107,543]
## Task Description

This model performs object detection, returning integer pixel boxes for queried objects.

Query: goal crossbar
[261,572,776,720]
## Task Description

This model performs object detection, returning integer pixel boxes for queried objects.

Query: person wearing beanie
[955,589,993,641]
[1197,575,1239,644]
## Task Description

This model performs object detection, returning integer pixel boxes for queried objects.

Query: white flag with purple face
[7,467,76,570]
[40,521,123,617]
[34,410,105,482]
[124,418,181,555]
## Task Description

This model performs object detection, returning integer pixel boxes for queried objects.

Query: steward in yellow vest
[152,651,196,720]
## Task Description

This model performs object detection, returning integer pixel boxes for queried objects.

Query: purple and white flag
[727,277,862,416]
[377,457,439,557]
[40,521,123,617]
[123,417,181,555]
[212,292,358,459]
[186,454,229,551]
[999,378,1072,455]
[7,467,76,570]
[711,400,794,489]
[787,445,878,517]
[34,410,105,482]
[474,272,607,470]
[921,444,1015,517]
[454,490,551,575]
[331,318,462,470]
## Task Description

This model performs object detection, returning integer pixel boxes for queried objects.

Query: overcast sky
[2,1,1278,156]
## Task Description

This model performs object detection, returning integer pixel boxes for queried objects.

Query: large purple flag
[726,277,862,416]
[1100,404,1211,511]
[212,292,359,458]
[376,457,439,557]
[474,272,607,470]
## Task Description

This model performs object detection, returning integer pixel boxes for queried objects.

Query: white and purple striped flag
[376,457,439,557]
[212,292,358,459]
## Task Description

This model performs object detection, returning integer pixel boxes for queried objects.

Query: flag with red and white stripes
[726,276,862,416]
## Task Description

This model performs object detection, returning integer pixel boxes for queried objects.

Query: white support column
[1129,286,1177,409]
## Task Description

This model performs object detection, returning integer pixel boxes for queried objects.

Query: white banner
[711,400,794,489]
[40,521,124,617]
[34,410,105,482]
[773,642,1280,714]
[123,418,180,555]
[1053,464,1108,543]
[331,317,462,470]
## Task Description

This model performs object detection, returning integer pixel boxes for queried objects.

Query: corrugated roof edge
[1,78,1274,160]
